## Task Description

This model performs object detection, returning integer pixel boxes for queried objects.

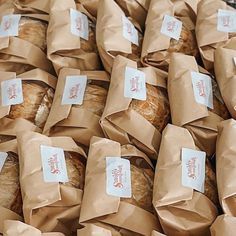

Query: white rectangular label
[191,71,213,109]
[1,78,23,106]
[122,15,139,46]
[0,152,8,173]
[40,145,69,183]
[0,14,21,37]
[106,157,132,198]
[181,148,206,193]
[160,15,182,40]
[234,56,236,66]
[124,66,146,101]
[217,9,236,33]
[70,8,89,40]
[61,75,87,105]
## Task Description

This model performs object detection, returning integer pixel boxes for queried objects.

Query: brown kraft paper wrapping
[168,53,229,156]
[47,0,101,75]
[0,69,56,140]
[153,124,218,236]
[3,220,65,236]
[17,131,87,235]
[79,137,162,236]
[0,12,54,75]
[216,119,236,215]
[96,0,143,73]
[76,0,99,17]
[141,0,198,70]
[210,215,236,236]
[152,231,166,236]
[43,67,109,147]
[215,44,236,119]
[196,0,236,71]
[0,140,23,234]
[14,0,50,14]
[100,55,170,159]
[77,224,112,236]
[115,0,150,30]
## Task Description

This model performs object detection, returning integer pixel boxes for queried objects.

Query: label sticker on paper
[191,71,214,109]
[217,9,236,33]
[0,14,21,37]
[234,57,236,66]
[122,15,139,46]
[124,66,146,100]
[0,152,8,173]
[106,157,132,198]
[160,15,182,40]
[1,78,23,106]
[181,148,206,193]
[40,145,69,183]
[61,75,87,105]
[70,8,89,40]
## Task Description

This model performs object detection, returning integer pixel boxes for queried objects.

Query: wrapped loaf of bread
[47,0,101,74]
[141,0,198,70]
[18,17,47,51]
[79,137,162,235]
[96,0,143,73]
[153,124,219,236]
[43,68,109,147]
[10,83,53,126]
[122,156,154,213]
[8,82,54,129]
[0,152,22,216]
[101,56,170,158]
[130,84,170,132]
[17,132,87,234]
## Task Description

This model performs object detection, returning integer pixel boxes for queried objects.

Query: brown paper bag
[13,0,50,14]
[168,53,230,156]
[141,0,198,71]
[80,137,162,236]
[215,44,236,119]
[0,140,23,234]
[77,224,112,236]
[210,215,236,236]
[100,55,170,159]
[0,12,54,75]
[17,131,87,235]
[96,0,143,73]
[153,124,218,236]
[196,0,236,71]
[3,220,65,236]
[216,119,236,215]
[115,0,150,30]
[0,69,56,141]
[43,68,109,147]
[47,0,101,75]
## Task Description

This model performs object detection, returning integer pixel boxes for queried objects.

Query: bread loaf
[18,17,47,51]
[122,157,154,212]
[146,24,198,70]
[74,84,107,116]
[131,84,170,132]
[8,82,54,129]
[64,151,86,190]
[0,152,22,216]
